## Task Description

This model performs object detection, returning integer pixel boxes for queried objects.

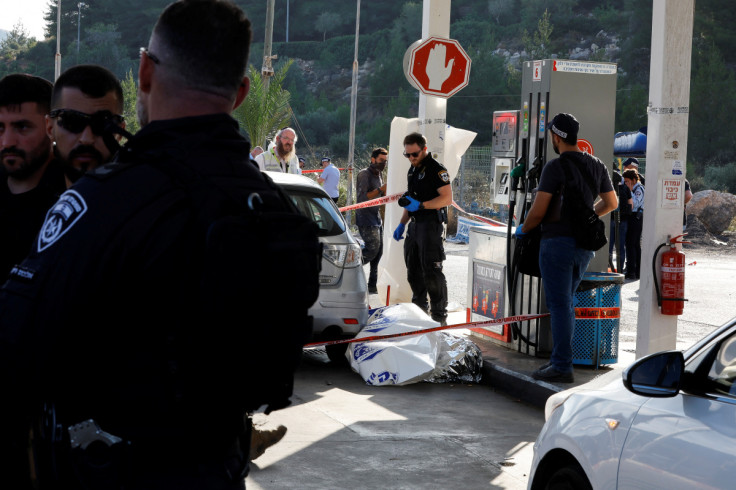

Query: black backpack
[560,156,608,251]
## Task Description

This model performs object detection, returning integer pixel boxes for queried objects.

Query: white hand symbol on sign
[426,43,454,90]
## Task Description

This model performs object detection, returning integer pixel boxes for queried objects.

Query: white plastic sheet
[347,303,483,386]
[347,304,440,386]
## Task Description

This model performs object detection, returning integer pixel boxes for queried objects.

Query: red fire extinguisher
[654,234,689,315]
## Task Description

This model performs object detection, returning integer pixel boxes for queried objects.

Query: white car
[528,317,736,489]
[268,172,369,361]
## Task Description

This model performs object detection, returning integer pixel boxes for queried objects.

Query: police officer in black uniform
[0,2,309,489]
[393,132,452,324]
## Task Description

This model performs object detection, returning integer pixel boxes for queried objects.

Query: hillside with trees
[1,0,735,191]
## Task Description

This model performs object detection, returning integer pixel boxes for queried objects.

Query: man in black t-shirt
[518,114,617,383]
[393,132,452,324]
[0,74,66,280]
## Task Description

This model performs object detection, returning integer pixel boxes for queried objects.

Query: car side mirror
[623,351,684,397]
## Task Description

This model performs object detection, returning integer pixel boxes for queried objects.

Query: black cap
[622,157,639,168]
[321,157,331,163]
[549,113,579,140]
[298,156,306,163]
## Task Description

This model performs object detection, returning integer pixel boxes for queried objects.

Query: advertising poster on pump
[472,261,505,334]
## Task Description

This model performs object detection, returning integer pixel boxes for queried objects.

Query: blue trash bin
[572,272,625,367]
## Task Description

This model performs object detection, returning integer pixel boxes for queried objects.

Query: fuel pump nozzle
[508,158,526,205]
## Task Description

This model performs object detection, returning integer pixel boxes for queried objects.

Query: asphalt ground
[245,241,735,489]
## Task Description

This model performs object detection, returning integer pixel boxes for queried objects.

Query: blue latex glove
[393,223,406,241]
[515,226,526,238]
[403,195,423,212]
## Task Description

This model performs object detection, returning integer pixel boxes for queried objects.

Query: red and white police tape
[450,200,506,227]
[304,312,549,348]
[302,168,347,174]
[334,192,506,229]
[338,192,403,213]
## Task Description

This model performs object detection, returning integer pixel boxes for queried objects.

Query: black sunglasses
[403,151,421,158]
[139,47,160,65]
[49,109,124,135]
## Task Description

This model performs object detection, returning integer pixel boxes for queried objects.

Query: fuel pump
[505,97,547,348]
[652,234,689,315]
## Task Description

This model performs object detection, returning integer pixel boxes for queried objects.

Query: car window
[286,188,346,237]
[707,335,736,398]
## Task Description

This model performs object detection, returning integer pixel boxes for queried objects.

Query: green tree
[72,23,136,79]
[315,12,341,42]
[688,41,736,173]
[521,9,553,60]
[488,0,515,26]
[233,60,293,148]
[121,69,140,135]
[615,83,647,132]
[507,9,555,85]
[0,21,36,62]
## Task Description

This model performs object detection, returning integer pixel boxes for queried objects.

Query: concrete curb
[481,362,558,408]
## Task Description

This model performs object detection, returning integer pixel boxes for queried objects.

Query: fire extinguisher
[652,234,689,315]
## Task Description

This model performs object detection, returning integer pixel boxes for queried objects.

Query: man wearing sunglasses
[393,132,452,325]
[46,64,125,187]
[0,74,66,280]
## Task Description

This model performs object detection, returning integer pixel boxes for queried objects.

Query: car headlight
[322,243,362,268]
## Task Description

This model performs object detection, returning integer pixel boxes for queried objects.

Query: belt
[410,213,439,223]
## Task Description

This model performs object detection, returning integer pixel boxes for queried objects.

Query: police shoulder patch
[439,170,450,183]
[37,190,88,252]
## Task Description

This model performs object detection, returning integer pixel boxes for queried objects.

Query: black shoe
[368,285,378,294]
[532,365,574,383]
[431,314,448,327]
[250,425,287,461]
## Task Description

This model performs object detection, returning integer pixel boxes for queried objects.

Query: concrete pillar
[636,0,694,358]
[418,0,450,162]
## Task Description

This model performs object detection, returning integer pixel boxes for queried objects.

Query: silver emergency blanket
[426,332,483,384]
[347,303,483,386]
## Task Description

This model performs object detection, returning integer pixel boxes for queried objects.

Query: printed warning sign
[552,60,617,75]
[661,178,684,209]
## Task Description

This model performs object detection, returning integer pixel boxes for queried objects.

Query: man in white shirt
[317,156,340,203]
[254,127,300,174]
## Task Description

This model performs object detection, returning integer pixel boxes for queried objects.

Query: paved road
[246,350,543,490]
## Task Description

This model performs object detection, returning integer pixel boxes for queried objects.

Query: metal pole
[77,2,82,62]
[54,0,61,80]
[346,0,360,227]
[418,0,450,163]
[262,0,275,95]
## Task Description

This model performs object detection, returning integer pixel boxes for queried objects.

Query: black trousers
[626,213,643,278]
[359,225,383,288]
[404,219,447,318]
